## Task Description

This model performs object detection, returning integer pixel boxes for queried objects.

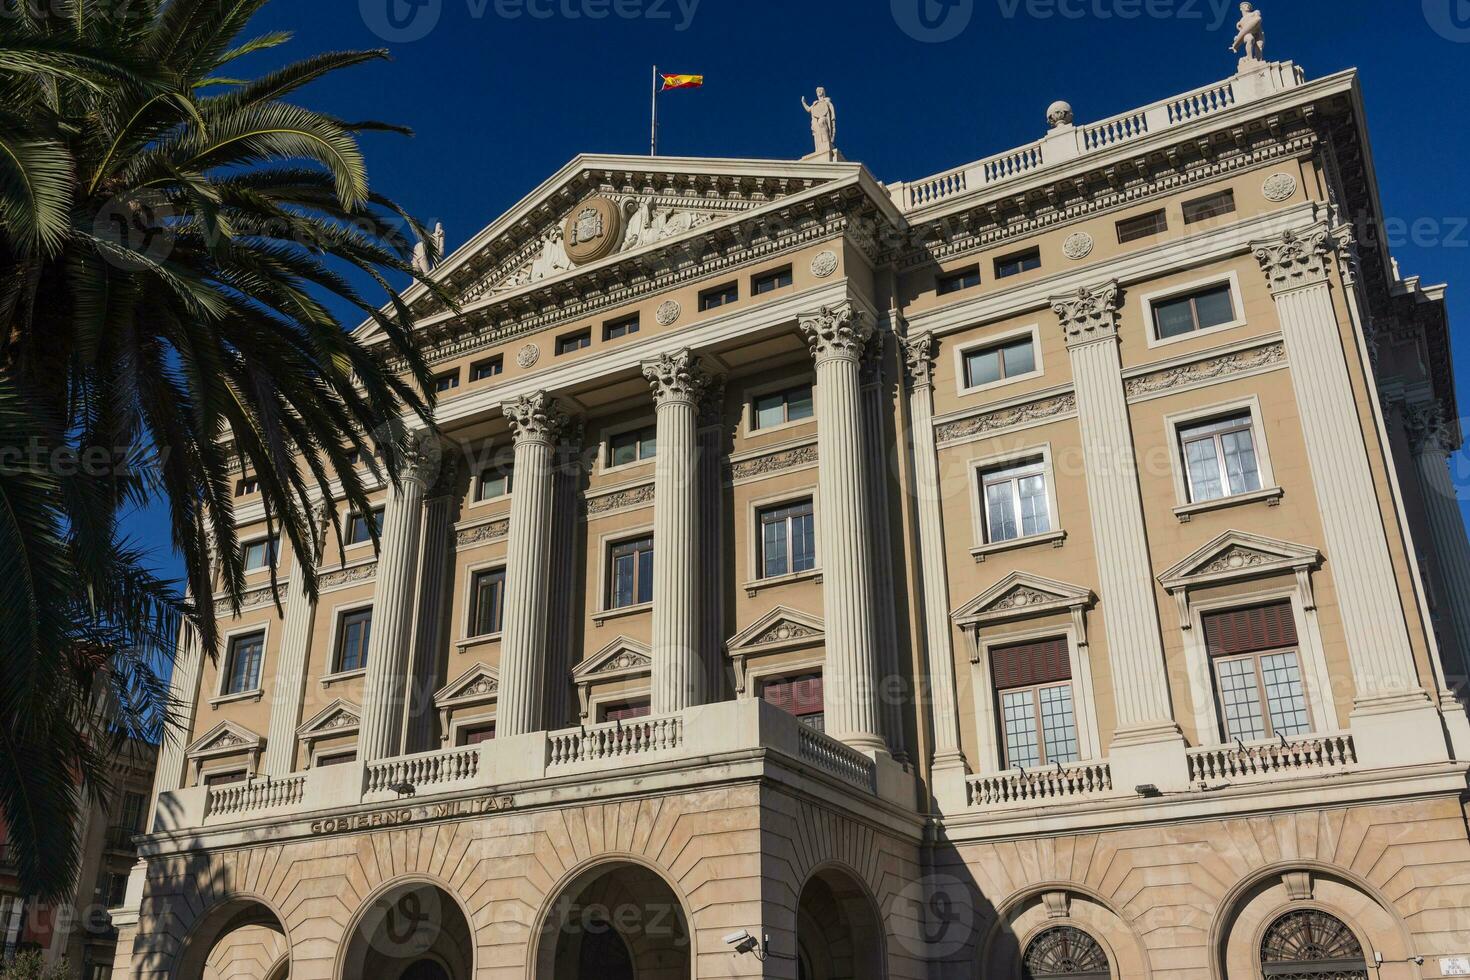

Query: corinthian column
[359,434,432,762]
[643,350,708,715]
[902,333,966,775]
[1404,403,1470,680]
[403,458,460,753]
[800,304,886,753]
[1251,226,1443,765]
[496,392,567,738]
[261,502,330,776]
[1051,282,1185,786]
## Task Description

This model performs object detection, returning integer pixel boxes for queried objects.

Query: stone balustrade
[204,774,306,819]
[365,745,480,795]
[797,725,878,793]
[1187,733,1358,784]
[966,762,1115,809]
[547,715,682,767]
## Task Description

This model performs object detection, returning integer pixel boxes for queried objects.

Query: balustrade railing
[547,715,682,767]
[797,726,877,793]
[1187,733,1357,784]
[365,746,480,795]
[205,775,306,818]
[967,761,1114,808]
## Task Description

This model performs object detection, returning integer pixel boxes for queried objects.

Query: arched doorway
[175,898,290,980]
[1259,909,1369,978]
[340,881,474,980]
[1023,925,1112,979]
[795,867,884,980]
[535,861,691,980]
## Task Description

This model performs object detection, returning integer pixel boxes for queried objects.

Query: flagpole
[650,65,658,156]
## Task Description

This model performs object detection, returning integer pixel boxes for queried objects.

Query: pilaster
[403,458,460,754]
[698,377,729,702]
[545,420,586,729]
[261,502,330,776]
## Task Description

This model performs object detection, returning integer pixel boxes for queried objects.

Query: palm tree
[0,0,446,898]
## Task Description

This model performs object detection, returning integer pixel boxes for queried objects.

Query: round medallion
[516,344,539,369]
[810,250,839,279]
[562,196,624,265]
[1261,173,1298,203]
[655,300,681,326]
[1062,231,1095,260]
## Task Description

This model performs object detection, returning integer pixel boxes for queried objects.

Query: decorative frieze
[1124,342,1286,399]
[586,484,656,516]
[318,562,378,590]
[455,519,510,547]
[934,392,1077,445]
[728,444,819,482]
[214,585,279,618]
[1052,280,1122,347]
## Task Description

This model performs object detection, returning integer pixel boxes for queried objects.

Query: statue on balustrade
[1231,2,1265,65]
[801,87,837,160]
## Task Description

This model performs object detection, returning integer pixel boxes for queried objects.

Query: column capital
[642,349,710,407]
[1251,223,1337,294]
[698,374,728,430]
[1402,400,1460,456]
[502,390,568,446]
[901,332,936,389]
[1051,279,1122,348]
[799,303,873,364]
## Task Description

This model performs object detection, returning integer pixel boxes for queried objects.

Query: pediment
[572,637,653,680]
[185,720,263,759]
[296,699,361,739]
[434,663,500,708]
[726,606,825,654]
[953,572,1094,627]
[362,154,863,341]
[1158,530,1321,592]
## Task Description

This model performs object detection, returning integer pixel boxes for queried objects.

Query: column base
[1350,691,1452,767]
[1108,723,1189,793]
[930,756,970,813]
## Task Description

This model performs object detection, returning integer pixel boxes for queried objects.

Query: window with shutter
[760,674,825,732]
[1201,602,1310,742]
[990,638,1078,769]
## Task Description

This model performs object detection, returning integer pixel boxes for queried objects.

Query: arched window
[1023,926,1111,980]
[1259,910,1368,979]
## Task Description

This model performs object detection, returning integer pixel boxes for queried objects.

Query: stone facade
[112,54,1470,980]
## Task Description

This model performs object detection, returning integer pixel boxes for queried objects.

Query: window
[335,608,372,673]
[751,383,814,430]
[1182,189,1236,224]
[119,791,146,833]
[555,329,591,355]
[343,448,362,467]
[1151,282,1236,339]
[1116,208,1167,243]
[477,466,513,501]
[979,458,1051,543]
[608,425,657,467]
[991,636,1077,769]
[937,265,981,295]
[608,536,654,609]
[470,356,503,382]
[242,536,277,572]
[962,335,1037,389]
[315,751,356,767]
[433,371,460,393]
[760,674,824,732]
[88,964,114,980]
[203,769,246,787]
[459,723,496,746]
[752,266,793,295]
[104,872,129,909]
[600,700,651,723]
[234,477,258,497]
[603,314,640,340]
[470,568,506,637]
[994,248,1041,279]
[1024,926,1111,980]
[1178,413,1261,502]
[758,500,816,579]
[1204,602,1310,743]
[1260,910,1367,979]
[346,508,384,545]
[223,632,264,695]
[699,281,739,311]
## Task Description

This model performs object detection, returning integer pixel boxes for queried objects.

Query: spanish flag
[661,73,704,91]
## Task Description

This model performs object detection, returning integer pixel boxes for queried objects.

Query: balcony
[104,825,141,853]
[1186,732,1358,784]
[154,699,911,834]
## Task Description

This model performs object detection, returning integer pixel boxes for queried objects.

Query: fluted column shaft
[403,475,458,753]
[1410,417,1470,681]
[261,521,325,775]
[801,305,885,753]
[903,333,965,770]
[1052,282,1178,739]
[698,382,728,702]
[497,392,566,737]
[644,350,706,714]
[359,442,430,762]
[148,622,202,827]
[545,424,585,729]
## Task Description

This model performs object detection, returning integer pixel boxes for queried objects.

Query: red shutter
[1202,601,1297,656]
[603,701,651,722]
[990,637,1071,691]
[762,674,824,718]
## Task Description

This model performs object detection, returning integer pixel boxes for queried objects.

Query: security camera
[722,930,759,954]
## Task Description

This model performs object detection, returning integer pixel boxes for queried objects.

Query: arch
[531,856,694,980]
[1258,908,1368,976]
[796,863,886,980]
[173,894,290,980]
[978,883,1150,980]
[337,876,476,980]
[1211,863,1415,980]
[1022,925,1111,980]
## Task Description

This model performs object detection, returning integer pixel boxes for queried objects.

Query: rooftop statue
[802,87,837,160]
[1231,2,1265,64]
[412,222,446,276]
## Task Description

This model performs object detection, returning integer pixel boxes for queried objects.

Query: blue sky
[128,0,1470,583]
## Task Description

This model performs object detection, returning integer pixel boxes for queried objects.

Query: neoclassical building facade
[112,49,1470,980]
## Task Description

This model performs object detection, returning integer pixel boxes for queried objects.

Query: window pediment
[1158,530,1320,592]
[953,572,1094,631]
[296,698,361,742]
[726,606,825,656]
[433,663,501,711]
[573,638,653,681]
[185,720,263,761]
